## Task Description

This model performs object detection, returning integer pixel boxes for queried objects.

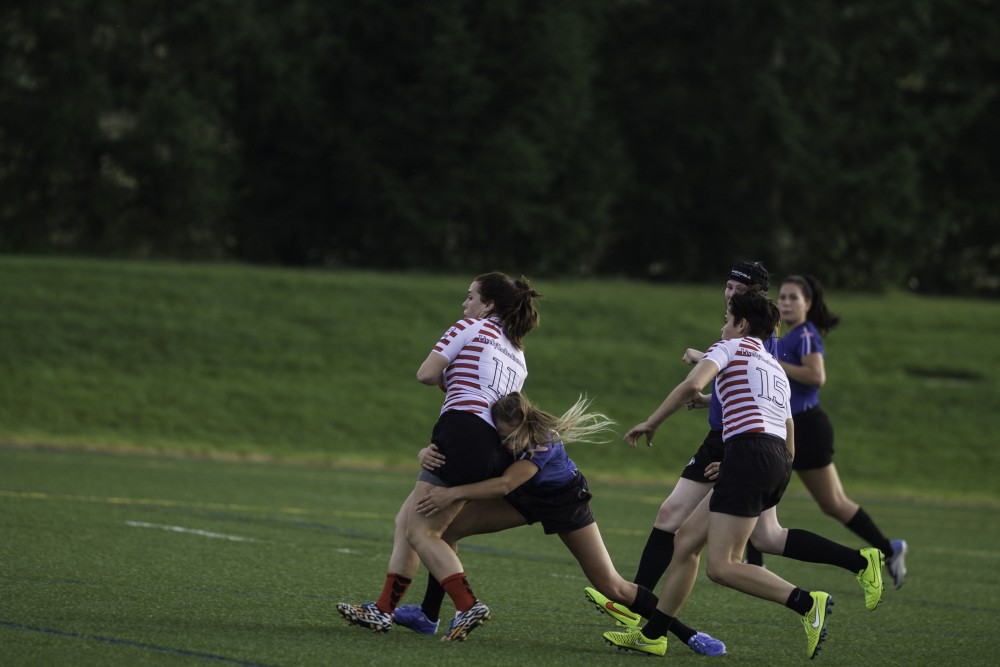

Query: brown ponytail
[475,272,542,350]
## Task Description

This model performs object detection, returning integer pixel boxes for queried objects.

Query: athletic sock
[783,528,866,573]
[440,572,477,613]
[785,587,814,616]
[668,618,696,644]
[642,609,674,640]
[376,572,412,613]
[420,573,445,622]
[845,507,894,556]
[745,541,765,566]
[630,584,658,619]
[633,528,675,590]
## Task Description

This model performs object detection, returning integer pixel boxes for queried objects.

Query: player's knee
[403,524,428,549]
[705,561,731,586]
[818,501,843,518]
[749,533,777,553]
[658,506,696,534]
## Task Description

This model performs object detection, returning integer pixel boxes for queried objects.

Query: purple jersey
[708,333,781,431]
[516,439,577,491]
[779,321,824,415]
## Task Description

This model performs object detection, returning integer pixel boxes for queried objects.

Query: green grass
[4,257,998,665]
[2,255,998,502]
[2,446,998,666]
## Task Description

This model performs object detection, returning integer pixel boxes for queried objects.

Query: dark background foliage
[2,0,997,293]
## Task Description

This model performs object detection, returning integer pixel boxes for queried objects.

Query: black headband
[729,268,754,285]
[729,261,769,291]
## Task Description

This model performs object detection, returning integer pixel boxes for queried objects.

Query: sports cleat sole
[441,603,491,642]
[887,539,908,589]
[336,603,392,633]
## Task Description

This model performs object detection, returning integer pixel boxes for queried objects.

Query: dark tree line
[2,1,997,294]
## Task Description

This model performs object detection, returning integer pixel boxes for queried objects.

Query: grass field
[2,445,998,666]
[2,256,999,664]
[2,256,999,501]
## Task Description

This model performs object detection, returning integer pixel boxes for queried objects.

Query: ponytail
[475,272,542,349]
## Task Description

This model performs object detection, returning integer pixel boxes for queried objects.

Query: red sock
[440,572,476,612]
[376,573,412,613]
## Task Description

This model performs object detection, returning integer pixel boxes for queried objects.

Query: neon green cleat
[603,628,667,656]
[856,548,885,611]
[801,591,833,659]
[584,586,641,628]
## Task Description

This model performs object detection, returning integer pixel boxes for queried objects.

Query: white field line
[126,520,256,542]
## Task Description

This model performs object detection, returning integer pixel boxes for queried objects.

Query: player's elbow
[497,482,517,496]
[680,378,703,399]
[416,368,439,385]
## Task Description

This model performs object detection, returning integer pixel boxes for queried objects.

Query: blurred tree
[0,0,996,294]
[231,0,619,274]
[0,1,240,258]
[904,0,1000,293]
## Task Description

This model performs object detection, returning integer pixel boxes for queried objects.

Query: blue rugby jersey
[779,321,824,415]
[516,439,577,492]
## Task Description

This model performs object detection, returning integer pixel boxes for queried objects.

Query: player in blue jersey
[337,273,541,642]
[621,261,771,603]
[744,275,907,587]
[604,288,843,659]
[394,391,728,656]
[587,263,884,648]
[623,261,819,593]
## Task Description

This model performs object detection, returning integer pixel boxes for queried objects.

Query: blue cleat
[887,539,908,589]
[394,604,439,635]
[687,631,727,656]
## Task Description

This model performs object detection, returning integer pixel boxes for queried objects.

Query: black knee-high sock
[745,541,765,566]
[642,609,674,640]
[633,528,675,590]
[668,618,696,644]
[420,573,445,622]
[782,528,866,573]
[629,584,659,619]
[845,507,893,556]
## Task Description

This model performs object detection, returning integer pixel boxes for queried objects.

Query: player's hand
[686,393,710,410]
[418,444,446,471]
[415,487,456,516]
[704,461,721,481]
[624,422,656,448]
[682,348,704,365]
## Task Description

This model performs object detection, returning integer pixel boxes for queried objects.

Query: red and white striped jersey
[702,336,792,441]
[431,316,527,428]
